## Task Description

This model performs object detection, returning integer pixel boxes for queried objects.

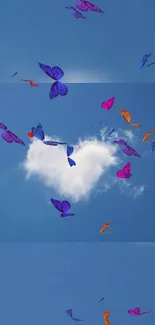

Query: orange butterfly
[120,109,141,128]
[100,222,112,234]
[143,130,154,142]
[103,311,112,325]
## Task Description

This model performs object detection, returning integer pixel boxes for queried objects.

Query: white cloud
[21,134,119,202]
[21,128,145,202]
[117,179,145,199]
[132,185,145,198]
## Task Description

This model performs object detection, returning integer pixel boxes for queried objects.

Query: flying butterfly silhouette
[22,79,39,87]
[50,198,75,217]
[76,0,104,13]
[66,6,86,19]
[38,63,68,99]
[66,309,83,321]
[101,96,115,110]
[0,122,25,145]
[140,53,152,68]
[67,145,76,167]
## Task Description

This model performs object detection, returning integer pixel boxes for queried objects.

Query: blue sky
[0,0,155,241]
[0,243,154,325]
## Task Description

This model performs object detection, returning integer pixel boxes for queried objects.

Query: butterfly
[28,124,45,141]
[117,162,132,179]
[101,97,115,110]
[0,122,25,145]
[100,222,112,234]
[12,71,18,78]
[128,307,151,316]
[120,109,141,128]
[152,141,155,152]
[22,79,38,87]
[140,53,152,68]
[98,297,104,303]
[114,139,141,157]
[67,146,76,167]
[38,63,68,99]
[76,0,104,13]
[66,6,86,19]
[50,198,75,217]
[107,129,115,137]
[66,309,83,321]
[103,311,112,325]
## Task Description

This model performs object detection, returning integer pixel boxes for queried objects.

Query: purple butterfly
[38,63,68,99]
[50,198,75,217]
[114,139,141,157]
[66,309,83,321]
[0,123,25,145]
[65,6,87,19]
[76,0,104,13]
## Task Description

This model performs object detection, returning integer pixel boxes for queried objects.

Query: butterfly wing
[49,82,59,99]
[107,129,115,137]
[104,320,111,325]
[117,169,126,178]
[76,0,89,11]
[66,309,73,318]
[103,311,110,320]
[43,141,58,146]
[143,131,154,141]
[32,127,44,141]
[114,139,127,145]
[134,308,140,314]
[68,157,76,167]
[128,310,134,316]
[128,146,141,157]
[57,81,68,96]
[61,201,71,212]
[67,145,74,156]
[38,63,64,80]
[84,1,104,13]
[130,123,142,128]
[108,96,115,109]
[1,130,14,143]
[8,131,25,145]
[123,146,132,156]
[101,101,109,110]
[65,6,75,10]
[0,122,7,130]
[123,162,131,174]
[120,109,131,123]
[50,198,63,212]
[152,141,155,152]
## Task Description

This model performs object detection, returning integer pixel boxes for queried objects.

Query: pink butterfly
[128,307,151,316]
[117,162,132,179]
[101,96,115,110]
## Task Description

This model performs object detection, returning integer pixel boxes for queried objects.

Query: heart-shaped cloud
[21,133,119,202]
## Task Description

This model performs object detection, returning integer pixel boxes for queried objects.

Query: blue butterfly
[67,146,76,167]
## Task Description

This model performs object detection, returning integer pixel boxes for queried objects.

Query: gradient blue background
[0,0,155,242]
[0,243,154,325]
